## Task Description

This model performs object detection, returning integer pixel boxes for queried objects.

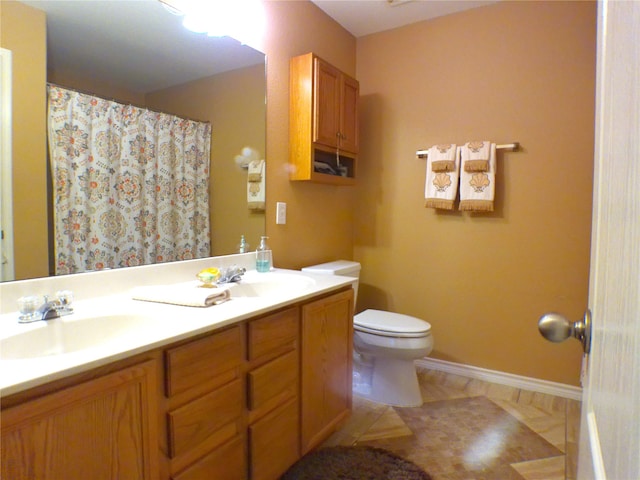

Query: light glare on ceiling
[160,0,265,50]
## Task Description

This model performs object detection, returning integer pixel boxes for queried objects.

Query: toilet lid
[354,309,431,338]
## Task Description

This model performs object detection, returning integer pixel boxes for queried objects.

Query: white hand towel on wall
[429,143,457,172]
[247,159,265,211]
[462,140,491,172]
[424,145,460,210]
[459,142,496,212]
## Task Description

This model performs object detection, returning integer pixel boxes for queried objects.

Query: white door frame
[577,1,640,478]
[0,47,15,282]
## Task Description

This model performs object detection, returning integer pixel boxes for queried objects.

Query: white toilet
[301,260,433,407]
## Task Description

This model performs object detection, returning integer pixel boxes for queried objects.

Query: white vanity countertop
[0,257,355,397]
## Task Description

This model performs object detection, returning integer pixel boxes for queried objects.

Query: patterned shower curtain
[47,85,211,275]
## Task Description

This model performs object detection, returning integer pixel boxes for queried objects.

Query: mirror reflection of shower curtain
[47,85,211,275]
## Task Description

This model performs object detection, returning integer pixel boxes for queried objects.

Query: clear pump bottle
[256,236,272,272]
[237,235,249,253]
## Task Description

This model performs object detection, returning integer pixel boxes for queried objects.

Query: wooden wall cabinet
[290,52,359,185]
[1,360,159,480]
[300,289,354,454]
[1,287,354,480]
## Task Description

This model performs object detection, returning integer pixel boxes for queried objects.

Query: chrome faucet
[18,290,74,323]
[217,266,246,284]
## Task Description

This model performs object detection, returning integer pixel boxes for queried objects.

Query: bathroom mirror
[4,0,266,282]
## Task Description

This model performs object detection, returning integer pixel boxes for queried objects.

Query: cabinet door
[249,398,299,480]
[1,360,159,480]
[300,289,354,454]
[340,74,359,154]
[313,57,341,149]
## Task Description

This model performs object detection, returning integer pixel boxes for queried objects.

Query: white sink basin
[227,272,316,298]
[0,313,156,360]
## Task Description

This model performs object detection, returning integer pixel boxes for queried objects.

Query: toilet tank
[301,260,361,305]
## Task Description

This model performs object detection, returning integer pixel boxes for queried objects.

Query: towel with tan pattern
[463,140,491,172]
[425,145,460,210]
[459,143,496,212]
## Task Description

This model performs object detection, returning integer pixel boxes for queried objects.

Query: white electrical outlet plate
[276,202,287,224]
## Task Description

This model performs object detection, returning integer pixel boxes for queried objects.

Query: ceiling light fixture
[387,0,415,6]
[159,0,265,50]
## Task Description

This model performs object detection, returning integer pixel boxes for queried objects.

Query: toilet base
[353,355,423,407]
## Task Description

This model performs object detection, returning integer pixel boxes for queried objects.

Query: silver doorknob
[538,309,592,354]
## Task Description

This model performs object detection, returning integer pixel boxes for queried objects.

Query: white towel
[132,281,230,307]
[429,143,457,172]
[424,145,460,210]
[247,159,265,211]
[459,143,496,212]
[462,140,491,172]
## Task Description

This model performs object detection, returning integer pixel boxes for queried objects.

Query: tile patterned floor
[323,366,581,480]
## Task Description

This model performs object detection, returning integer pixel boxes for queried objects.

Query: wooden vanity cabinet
[1,359,159,480]
[290,52,359,185]
[164,325,246,480]
[300,288,354,454]
[1,287,354,480]
[247,307,300,480]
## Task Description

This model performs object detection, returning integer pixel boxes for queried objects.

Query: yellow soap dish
[196,267,221,288]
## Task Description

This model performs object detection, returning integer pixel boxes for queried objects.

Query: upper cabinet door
[313,58,341,149]
[340,74,359,155]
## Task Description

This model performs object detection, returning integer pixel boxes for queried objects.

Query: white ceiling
[310,0,497,38]
[20,0,265,93]
[19,0,496,93]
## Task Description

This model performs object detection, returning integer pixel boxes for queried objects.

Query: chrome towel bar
[416,142,519,159]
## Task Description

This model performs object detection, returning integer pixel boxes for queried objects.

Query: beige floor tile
[565,399,582,479]
[566,398,582,443]
[421,382,470,403]
[323,368,572,480]
[517,390,567,414]
[357,407,413,442]
[520,414,567,451]
[511,455,565,480]
[322,396,387,446]
[485,382,521,401]
[491,398,552,422]
[463,377,492,397]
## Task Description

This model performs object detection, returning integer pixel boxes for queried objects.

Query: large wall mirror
[1,0,266,283]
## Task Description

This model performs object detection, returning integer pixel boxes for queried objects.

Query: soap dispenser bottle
[256,236,272,272]
[237,235,249,253]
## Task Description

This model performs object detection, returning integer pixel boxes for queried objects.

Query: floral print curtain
[47,85,211,275]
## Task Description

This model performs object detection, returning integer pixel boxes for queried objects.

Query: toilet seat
[354,309,431,339]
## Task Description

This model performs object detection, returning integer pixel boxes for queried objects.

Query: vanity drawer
[172,435,246,480]
[165,326,242,397]
[248,307,298,362]
[247,349,298,411]
[168,379,243,458]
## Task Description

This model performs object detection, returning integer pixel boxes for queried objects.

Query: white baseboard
[415,358,582,401]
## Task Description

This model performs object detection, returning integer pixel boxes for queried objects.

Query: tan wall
[262,1,357,269]
[1,0,355,280]
[1,0,594,387]
[354,1,596,385]
[146,64,266,255]
[48,68,146,105]
[1,1,48,280]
